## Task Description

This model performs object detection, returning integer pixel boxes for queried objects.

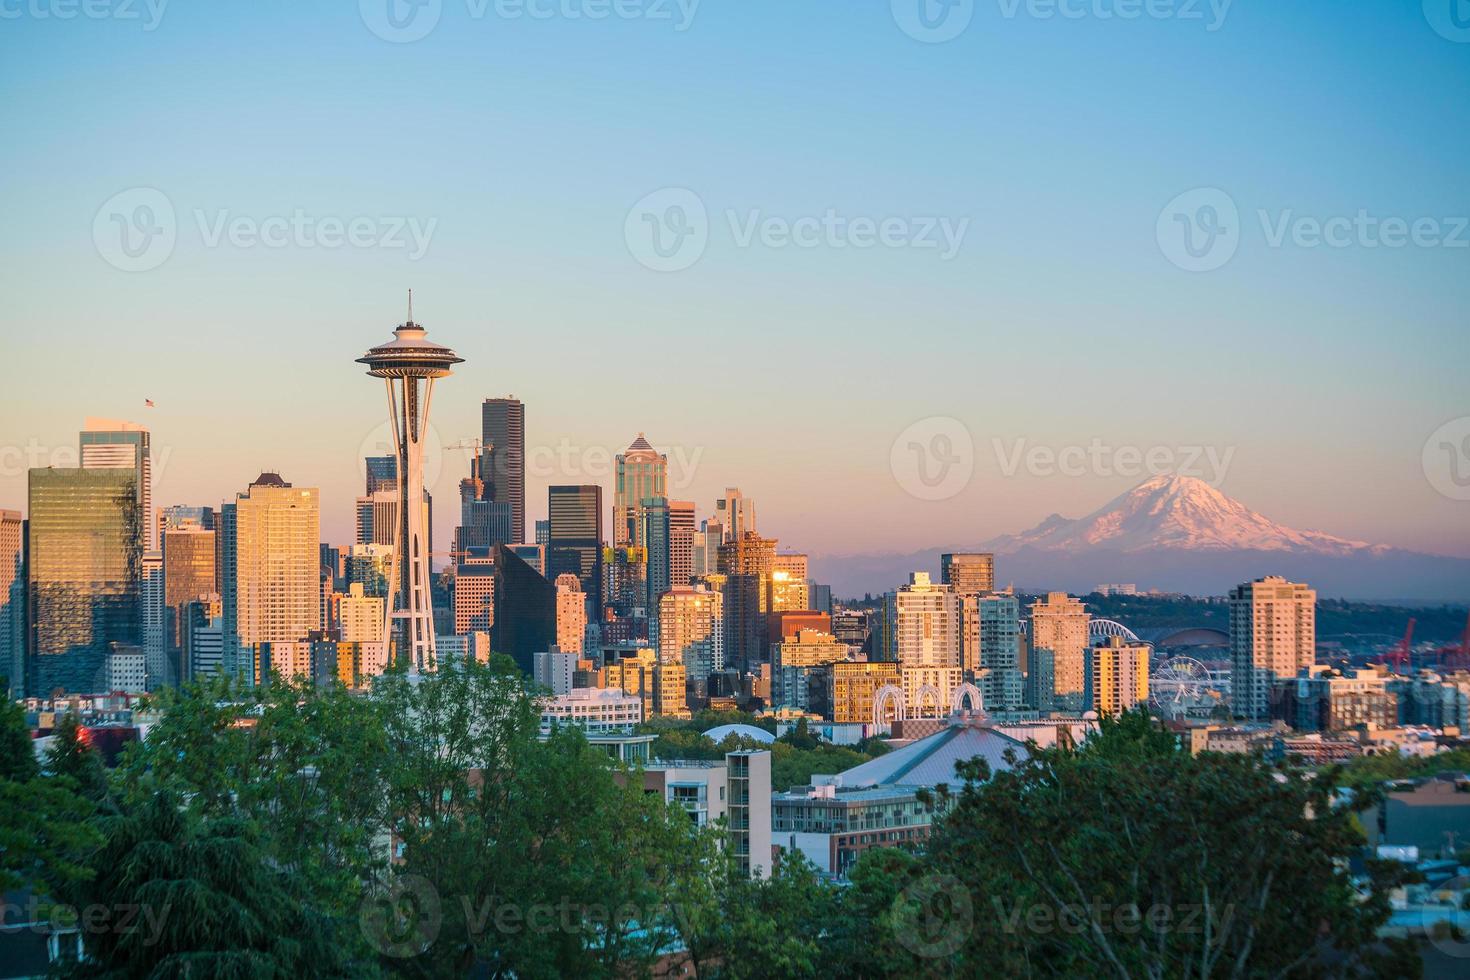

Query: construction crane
[1435,611,1470,673]
[1376,618,1415,673]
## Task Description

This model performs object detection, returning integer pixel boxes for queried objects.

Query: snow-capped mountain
[810,475,1470,601]
[981,474,1385,557]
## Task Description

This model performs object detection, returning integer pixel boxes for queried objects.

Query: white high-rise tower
[357,294,462,673]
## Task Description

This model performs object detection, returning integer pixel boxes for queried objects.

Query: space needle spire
[357,295,463,674]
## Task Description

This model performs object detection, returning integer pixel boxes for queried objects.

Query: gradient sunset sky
[2,1,1467,563]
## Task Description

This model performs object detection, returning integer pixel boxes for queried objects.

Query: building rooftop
[834,718,1030,790]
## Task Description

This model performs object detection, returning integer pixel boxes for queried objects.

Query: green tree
[45,712,111,807]
[0,697,99,897]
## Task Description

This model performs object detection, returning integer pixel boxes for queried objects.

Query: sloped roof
[626,433,656,453]
[837,722,1029,789]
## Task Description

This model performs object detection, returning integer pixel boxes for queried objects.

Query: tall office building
[669,500,695,589]
[692,520,723,578]
[717,532,776,674]
[493,544,555,674]
[157,505,216,548]
[357,487,432,554]
[643,497,673,621]
[534,520,550,545]
[220,473,321,684]
[885,572,961,667]
[715,488,756,543]
[1230,575,1316,721]
[452,557,496,635]
[481,397,526,545]
[547,485,603,614]
[978,593,1024,710]
[80,418,152,550]
[455,449,514,555]
[364,455,398,494]
[1086,635,1150,716]
[614,434,666,548]
[554,572,587,655]
[345,543,395,598]
[359,306,462,671]
[772,553,810,612]
[1,510,22,697]
[658,586,724,680]
[940,553,994,595]
[162,523,216,683]
[27,468,141,695]
[1029,592,1091,713]
[141,551,166,688]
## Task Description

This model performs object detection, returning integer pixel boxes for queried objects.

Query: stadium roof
[703,723,775,745]
[835,720,1029,790]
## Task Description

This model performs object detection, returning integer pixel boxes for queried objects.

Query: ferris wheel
[1149,656,1218,718]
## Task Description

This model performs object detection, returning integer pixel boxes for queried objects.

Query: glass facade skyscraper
[481,397,526,545]
[27,467,142,695]
[548,484,603,615]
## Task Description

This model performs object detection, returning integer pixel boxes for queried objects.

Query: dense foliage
[0,674,1426,978]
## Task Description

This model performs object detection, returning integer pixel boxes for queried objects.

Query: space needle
[358,293,463,673]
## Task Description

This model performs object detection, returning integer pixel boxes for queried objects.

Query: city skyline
[3,3,1468,565]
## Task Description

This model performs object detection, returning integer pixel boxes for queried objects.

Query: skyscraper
[220,473,321,684]
[614,434,666,548]
[359,302,462,671]
[658,586,724,680]
[80,418,152,550]
[28,468,141,695]
[364,455,398,494]
[493,544,555,674]
[141,550,166,688]
[772,553,810,612]
[162,522,216,683]
[481,397,526,545]
[715,488,756,543]
[718,532,776,674]
[455,448,514,554]
[1,510,22,697]
[1230,575,1316,721]
[548,485,603,615]
[1029,592,1091,713]
[940,553,994,595]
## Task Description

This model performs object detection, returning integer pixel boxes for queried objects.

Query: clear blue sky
[1,1,1467,561]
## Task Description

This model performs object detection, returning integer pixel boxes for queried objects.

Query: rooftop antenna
[407,288,414,325]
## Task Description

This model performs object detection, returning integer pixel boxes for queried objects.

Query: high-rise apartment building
[885,572,961,667]
[1,510,23,697]
[715,488,756,543]
[554,572,587,655]
[364,455,398,494]
[481,397,526,545]
[339,583,386,643]
[658,586,724,680]
[1086,635,1150,716]
[27,468,141,695]
[80,418,152,550]
[453,557,496,635]
[772,628,848,711]
[1029,592,1090,713]
[1230,575,1316,721]
[220,473,321,685]
[614,434,666,548]
[345,543,395,598]
[940,553,994,595]
[548,485,604,615]
[669,500,695,589]
[978,593,1024,711]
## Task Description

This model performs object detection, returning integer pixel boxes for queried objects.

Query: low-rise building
[644,750,773,878]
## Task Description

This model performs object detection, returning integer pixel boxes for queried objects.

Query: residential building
[979,593,1024,710]
[885,572,961,667]
[718,532,777,673]
[715,488,756,543]
[940,553,994,595]
[1230,576,1316,721]
[1030,592,1090,713]
[658,586,724,680]
[821,661,902,724]
[533,649,578,695]
[772,629,849,711]
[339,583,386,643]
[140,550,166,688]
[541,686,643,735]
[1086,635,1151,716]
[554,572,587,655]
[1273,665,1398,732]
[453,557,496,635]
[772,553,810,612]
